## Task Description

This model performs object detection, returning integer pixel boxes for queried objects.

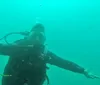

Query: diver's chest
[7,45,46,71]
[9,55,46,71]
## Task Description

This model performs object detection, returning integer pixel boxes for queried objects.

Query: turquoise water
[0,0,100,85]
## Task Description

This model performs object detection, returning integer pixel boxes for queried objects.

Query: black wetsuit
[0,39,85,85]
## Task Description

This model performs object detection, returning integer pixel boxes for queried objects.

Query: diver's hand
[84,69,100,79]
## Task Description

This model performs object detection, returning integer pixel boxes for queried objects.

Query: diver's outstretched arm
[46,51,85,74]
[0,44,21,56]
[0,43,32,56]
[0,38,33,56]
[46,51,100,79]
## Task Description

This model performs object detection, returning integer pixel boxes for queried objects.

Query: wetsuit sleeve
[46,51,85,74]
[0,44,20,56]
[0,39,30,56]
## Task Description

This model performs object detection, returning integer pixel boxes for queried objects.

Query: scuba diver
[0,23,100,85]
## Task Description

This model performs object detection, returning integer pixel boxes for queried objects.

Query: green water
[0,0,100,85]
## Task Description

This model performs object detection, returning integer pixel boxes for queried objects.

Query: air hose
[0,32,29,45]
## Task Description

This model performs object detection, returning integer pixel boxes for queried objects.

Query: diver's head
[27,23,46,45]
[31,23,45,33]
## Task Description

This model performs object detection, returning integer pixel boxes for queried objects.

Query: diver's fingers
[89,75,95,79]
[91,75,100,79]
[94,76,100,79]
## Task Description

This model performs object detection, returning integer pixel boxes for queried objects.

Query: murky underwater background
[0,0,100,85]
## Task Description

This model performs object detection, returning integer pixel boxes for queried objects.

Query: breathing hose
[0,32,29,45]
